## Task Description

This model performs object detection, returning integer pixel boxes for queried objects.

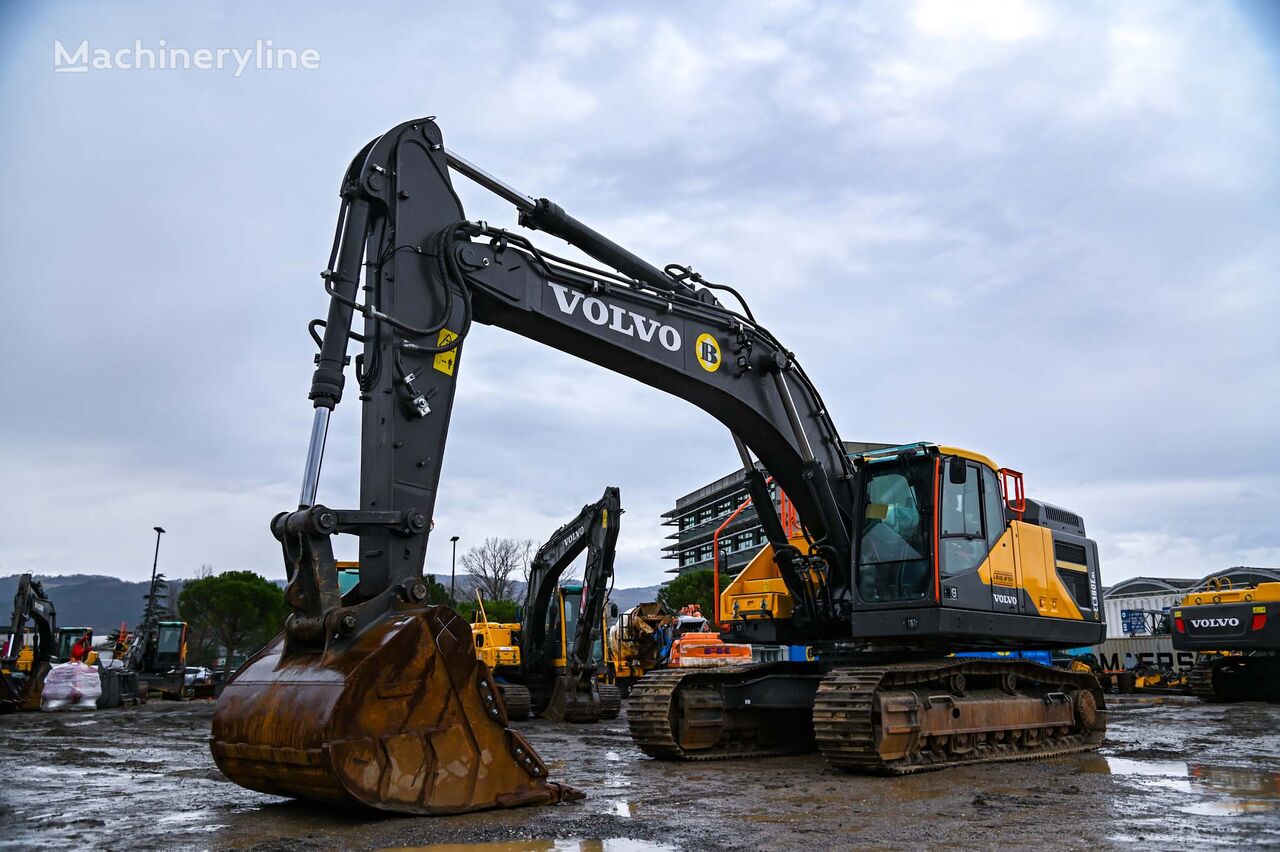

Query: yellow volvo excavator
[210,117,1106,815]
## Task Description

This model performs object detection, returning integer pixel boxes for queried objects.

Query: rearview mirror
[948,459,968,485]
[609,603,619,619]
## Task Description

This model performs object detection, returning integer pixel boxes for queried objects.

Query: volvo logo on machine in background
[1190,617,1241,628]
[546,282,681,352]
[695,333,721,372]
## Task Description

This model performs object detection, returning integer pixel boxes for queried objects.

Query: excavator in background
[1,575,58,712]
[1173,577,1280,701]
[119,618,193,700]
[473,487,624,722]
[211,117,1106,815]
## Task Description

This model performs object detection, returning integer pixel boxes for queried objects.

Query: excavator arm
[284,117,855,645]
[2,574,56,668]
[1,574,57,713]
[521,486,621,674]
[517,487,621,721]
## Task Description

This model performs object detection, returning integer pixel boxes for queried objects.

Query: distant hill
[1,573,667,634]
[0,574,180,634]
[609,584,663,612]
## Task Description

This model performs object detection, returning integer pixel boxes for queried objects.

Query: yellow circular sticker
[695,333,722,373]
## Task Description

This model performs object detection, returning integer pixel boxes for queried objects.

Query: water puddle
[380,841,677,852]
[1103,756,1280,816]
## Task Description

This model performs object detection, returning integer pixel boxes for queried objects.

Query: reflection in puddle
[380,841,677,852]
[1103,756,1280,816]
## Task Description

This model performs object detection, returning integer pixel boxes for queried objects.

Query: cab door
[980,465,1021,615]
[938,458,994,612]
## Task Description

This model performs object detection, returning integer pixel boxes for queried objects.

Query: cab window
[856,457,934,602]
[940,459,986,577]
[981,465,1006,549]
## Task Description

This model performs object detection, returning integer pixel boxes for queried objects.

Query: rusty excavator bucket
[210,508,582,815]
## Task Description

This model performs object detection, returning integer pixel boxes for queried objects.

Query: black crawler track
[813,659,1106,774]
[627,665,815,760]
[628,659,1107,772]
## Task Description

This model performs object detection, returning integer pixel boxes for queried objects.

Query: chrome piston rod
[298,406,331,508]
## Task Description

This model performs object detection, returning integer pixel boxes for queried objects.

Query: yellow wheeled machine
[1173,577,1280,702]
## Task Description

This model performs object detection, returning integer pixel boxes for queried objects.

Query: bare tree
[462,537,536,601]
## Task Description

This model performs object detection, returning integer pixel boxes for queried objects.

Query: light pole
[146,526,166,623]
[449,535,460,603]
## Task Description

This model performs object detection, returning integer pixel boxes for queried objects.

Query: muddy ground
[1,695,1279,850]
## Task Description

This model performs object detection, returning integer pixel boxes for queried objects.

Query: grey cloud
[0,1,1276,587]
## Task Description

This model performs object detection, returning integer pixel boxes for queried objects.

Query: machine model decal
[695,333,722,373]
[547,282,681,352]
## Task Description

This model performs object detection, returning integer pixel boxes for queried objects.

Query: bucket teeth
[210,604,581,814]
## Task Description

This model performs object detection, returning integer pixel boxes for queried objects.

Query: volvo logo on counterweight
[1190,617,1240,628]
[547,282,680,352]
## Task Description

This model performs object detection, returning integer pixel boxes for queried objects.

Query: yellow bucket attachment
[211,604,581,814]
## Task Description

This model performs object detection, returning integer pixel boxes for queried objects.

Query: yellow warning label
[695,333,722,373]
[993,571,1016,587]
[433,329,459,376]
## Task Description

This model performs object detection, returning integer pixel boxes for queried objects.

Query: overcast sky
[1,1,1277,590]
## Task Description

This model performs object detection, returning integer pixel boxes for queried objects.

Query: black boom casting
[276,116,858,657]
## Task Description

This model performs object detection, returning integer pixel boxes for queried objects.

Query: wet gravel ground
[1,695,1279,850]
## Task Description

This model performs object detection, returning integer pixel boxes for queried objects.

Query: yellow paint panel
[1010,521,1083,621]
[976,527,1018,588]
[937,445,1000,473]
[1180,580,1280,606]
[433,328,460,375]
[719,534,811,621]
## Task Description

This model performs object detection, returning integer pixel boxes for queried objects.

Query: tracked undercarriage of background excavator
[210,116,1106,814]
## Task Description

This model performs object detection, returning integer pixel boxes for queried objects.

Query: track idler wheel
[210,604,581,814]
[1073,689,1102,731]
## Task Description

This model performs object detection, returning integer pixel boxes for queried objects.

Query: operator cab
[850,443,1103,651]
[547,582,583,667]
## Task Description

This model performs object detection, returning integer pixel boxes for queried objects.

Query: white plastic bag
[41,661,102,711]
